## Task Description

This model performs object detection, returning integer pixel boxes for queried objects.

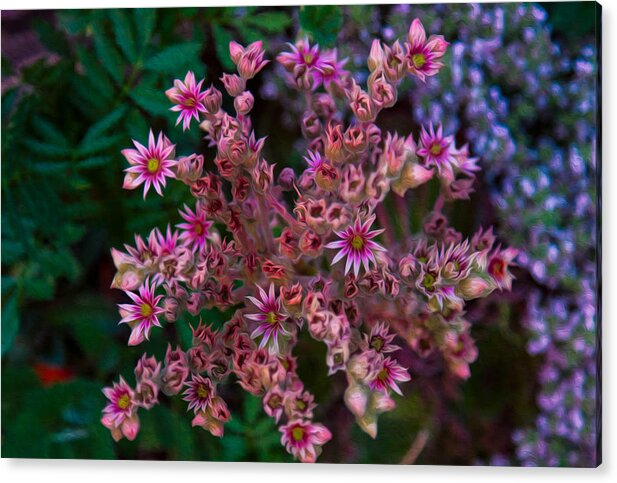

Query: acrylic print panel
[0,1,600,467]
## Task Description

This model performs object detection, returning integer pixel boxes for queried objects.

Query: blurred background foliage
[1,3,597,463]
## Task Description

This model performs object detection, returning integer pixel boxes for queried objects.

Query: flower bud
[278,167,296,191]
[315,163,340,192]
[368,39,385,72]
[203,85,223,113]
[457,275,495,300]
[220,73,246,97]
[391,161,434,196]
[344,125,369,154]
[325,123,345,163]
[299,229,322,257]
[312,93,336,119]
[229,41,244,65]
[234,90,254,115]
[301,111,322,139]
[344,383,369,418]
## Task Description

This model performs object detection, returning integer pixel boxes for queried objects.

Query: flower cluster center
[412,53,427,68]
[351,235,364,250]
[147,158,160,173]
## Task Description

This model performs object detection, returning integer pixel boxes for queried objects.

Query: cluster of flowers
[380,3,597,467]
[102,18,517,462]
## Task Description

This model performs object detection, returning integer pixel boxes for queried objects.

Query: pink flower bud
[234,90,254,115]
[203,85,223,113]
[344,383,369,418]
[299,229,322,257]
[368,39,385,72]
[315,162,340,192]
[278,167,296,191]
[220,73,246,97]
[229,41,244,65]
[325,122,345,163]
[344,125,369,154]
[457,275,495,300]
[301,111,322,139]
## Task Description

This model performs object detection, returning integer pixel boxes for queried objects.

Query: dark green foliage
[299,5,343,48]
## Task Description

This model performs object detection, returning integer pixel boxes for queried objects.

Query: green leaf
[26,139,72,158]
[143,42,203,74]
[212,25,235,71]
[133,8,157,54]
[80,106,128,145]
[75,44,115,102]
[2,379,115,459]
[299,5,343,48]
[129,83,171,117]
[109,10,138,63]
[32,18,70,55]
[243,394,262,424]
[245,11,291,33]
[31,116,69,146]
[56,10,90,36]
[91,18,125,84]
[76,155,113,170]
[77,135,122,156]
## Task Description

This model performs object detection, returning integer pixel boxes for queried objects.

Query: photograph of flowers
[1,1,601,467]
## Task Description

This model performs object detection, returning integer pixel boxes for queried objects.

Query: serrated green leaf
[91,18,125,84]
[77,135,122,156]
[81,106,128,145]
[75,45,115,102]
[129,84,171,117]
[26,139,72,158]
[109,10,138,63]
[133,8,156,54]
[31,116,69,146]
[143,42,202,74]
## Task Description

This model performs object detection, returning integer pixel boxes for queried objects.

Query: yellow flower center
[184,97,196,107]
[194,223,203,235]
[377,369,388,381]
[291,426,304,442]
[140,303,153,317]
[422,273,435,290]
[351,235,364,250]
[117,393,131,410]
[371,336,384,351]
[197,384,209,399]
[412,53,427,68]
[430,144,442,156]
[147,158,160,173]
[304,53,314,65]
[266,311,278,325]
